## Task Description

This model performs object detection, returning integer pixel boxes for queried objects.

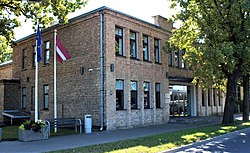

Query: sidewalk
[0,119,221,153]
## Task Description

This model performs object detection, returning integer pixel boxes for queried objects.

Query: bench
[45,118,82,135]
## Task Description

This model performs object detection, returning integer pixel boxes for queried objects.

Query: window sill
[42,64,50,67]
[143,60,151,63]
[155,62,162,65]
[116,109,127,111]
[131,108,140,110]
[130,57,140,61]
[156,107,163,109]
[116,55,126,58]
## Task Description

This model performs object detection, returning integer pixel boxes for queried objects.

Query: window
[174,50,179,67]
[213,89,217,106]
[143,82,150,109]
[155,83,161,108]
[31,86,35,111]
[115,27,124,56]
[43,85,49,109]
[218,91,222,106]
[202,89,206,106]
[22,49,27,69]
[168,52,172,66]
[181,50,186,68]
[44,41,50,64]
[130,31,137,59]
[154,39,160,63]
[32,45,36,67]
[143,35,150,61]
[22,87,26,109]
[130,81,138,109]
[116,80,124,110]
[208,89,211,106]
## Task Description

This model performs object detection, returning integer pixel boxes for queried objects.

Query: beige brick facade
[5,6,225,129]
[0,61,12,80]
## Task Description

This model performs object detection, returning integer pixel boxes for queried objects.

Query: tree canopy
[169,0,250,124]
[0,0,87,63]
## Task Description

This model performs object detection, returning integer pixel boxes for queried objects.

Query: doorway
[169,85,191,117]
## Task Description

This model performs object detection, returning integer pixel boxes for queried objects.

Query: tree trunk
[222,74,238,125]
[243,75,249,121]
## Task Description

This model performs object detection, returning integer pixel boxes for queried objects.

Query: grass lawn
[50,121,250,153]
[1,126,78,141]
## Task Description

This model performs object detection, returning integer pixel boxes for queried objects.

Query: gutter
[99,10,105,131]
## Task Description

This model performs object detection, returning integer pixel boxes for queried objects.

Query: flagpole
[35,20,39,122]
[54,29,57,133]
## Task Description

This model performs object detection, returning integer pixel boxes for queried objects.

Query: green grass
[50,121,250,153]
[1,126,78,141]
[2,126,19,141]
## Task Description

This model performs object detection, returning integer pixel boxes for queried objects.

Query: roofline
[15,6,164,43]
[0,60,12,67]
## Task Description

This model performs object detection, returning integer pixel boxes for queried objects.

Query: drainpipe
[99,10,105,131]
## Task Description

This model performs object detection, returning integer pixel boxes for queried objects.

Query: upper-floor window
[22,87,26,109]
[130,80,138,109]
[155,83,161,108]
[174,50,179,67]
[154,39,160,63]
[32,45,36,67]
[22,48,27,69]
[44,41,50,65]
[115,27,124,56]
[116,80,124,110]
[130,31,137,59]
[43,84,49,109]
[143,35,150,61]
[143,82,150,109]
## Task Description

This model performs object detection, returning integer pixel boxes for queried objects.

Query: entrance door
[169,85,191,117]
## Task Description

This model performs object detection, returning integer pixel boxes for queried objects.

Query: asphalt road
[167,127,250,153]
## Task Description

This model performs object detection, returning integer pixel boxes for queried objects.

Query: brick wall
[0,80,20,122]
[103,9,171,130]
[13,12,102,125]
[0,63,12,80]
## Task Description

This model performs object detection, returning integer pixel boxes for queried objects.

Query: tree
[169,0,250,125]
[243,74,249,121]
[0,0,87,63]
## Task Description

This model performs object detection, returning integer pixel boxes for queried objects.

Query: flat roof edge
[15,6,165,43]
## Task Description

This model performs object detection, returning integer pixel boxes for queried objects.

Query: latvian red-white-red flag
[56,35,71,63]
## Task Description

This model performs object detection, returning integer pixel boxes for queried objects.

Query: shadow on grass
[52,121,250,153]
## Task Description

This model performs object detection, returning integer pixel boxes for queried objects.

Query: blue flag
[36,25,42,63]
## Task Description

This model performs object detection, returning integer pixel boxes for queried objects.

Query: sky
[14,0,178,40]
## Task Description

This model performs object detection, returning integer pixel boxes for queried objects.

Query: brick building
[0,61,20,122]
[3,6,225,129]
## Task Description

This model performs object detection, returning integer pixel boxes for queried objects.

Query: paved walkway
[0,119,222,153]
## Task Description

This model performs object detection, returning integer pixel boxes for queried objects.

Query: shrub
[19,120,45,132]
